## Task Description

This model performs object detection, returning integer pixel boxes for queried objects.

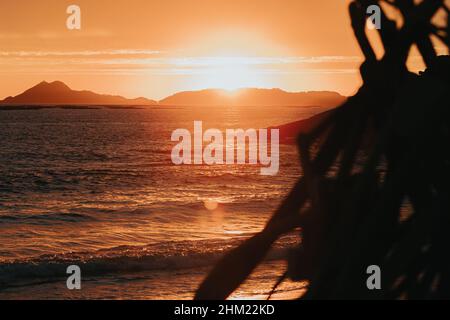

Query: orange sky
[0,0,448,100]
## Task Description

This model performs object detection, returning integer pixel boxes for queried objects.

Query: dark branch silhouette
[195,0,450,300]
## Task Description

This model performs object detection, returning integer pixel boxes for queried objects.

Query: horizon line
[2,80,349,103]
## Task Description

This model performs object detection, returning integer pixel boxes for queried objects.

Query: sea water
[0,105,324,299]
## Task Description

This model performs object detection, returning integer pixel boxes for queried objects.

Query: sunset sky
[0,0,448,100]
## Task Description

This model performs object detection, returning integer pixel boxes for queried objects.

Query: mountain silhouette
[0,81,157,106]
[159,88,346,107]
[1,81,346,107]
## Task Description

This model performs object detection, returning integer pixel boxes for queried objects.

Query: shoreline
[0,260,307,300]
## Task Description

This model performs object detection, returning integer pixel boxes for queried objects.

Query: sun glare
[192,56,269,91]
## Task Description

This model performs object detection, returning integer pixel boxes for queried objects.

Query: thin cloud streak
[0,53,362,77]
[0,50,162,57]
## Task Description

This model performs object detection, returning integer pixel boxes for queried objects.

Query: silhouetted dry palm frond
[196,0,450,300]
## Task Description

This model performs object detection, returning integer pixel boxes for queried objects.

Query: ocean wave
[0,235,298,289]
[0,212,96,225]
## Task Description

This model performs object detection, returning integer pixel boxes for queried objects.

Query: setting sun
[188,56,269,90]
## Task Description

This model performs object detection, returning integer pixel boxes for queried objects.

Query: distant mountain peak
[0,81,157,106]
[159,87,347,107]
[49,80,70,88]
[29,80,71,92]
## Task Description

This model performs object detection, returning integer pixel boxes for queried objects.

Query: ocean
[0,105,325,299]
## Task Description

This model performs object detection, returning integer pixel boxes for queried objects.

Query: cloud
[0,49,162,57]
[0,51,363,76]
[0,27,114,39]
